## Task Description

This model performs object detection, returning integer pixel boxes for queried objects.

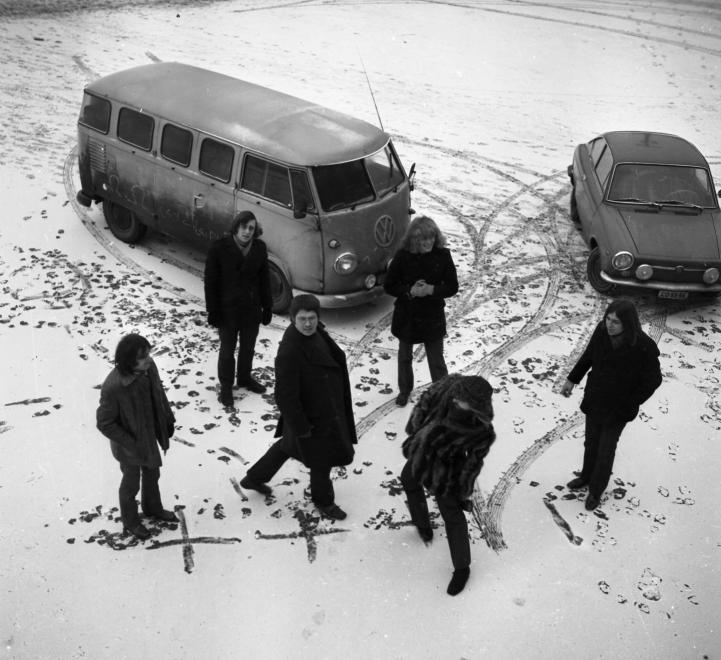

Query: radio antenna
[358,50,384,131]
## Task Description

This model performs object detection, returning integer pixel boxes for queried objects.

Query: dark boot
[447,567,470,596]
[219,386,234,407]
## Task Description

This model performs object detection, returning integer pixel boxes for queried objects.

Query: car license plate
[658,290,688,300]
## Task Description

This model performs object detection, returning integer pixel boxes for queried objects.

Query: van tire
[268,261,292,313]
[103,199,148,243]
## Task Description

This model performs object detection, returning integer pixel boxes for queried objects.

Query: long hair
[114,333,151,376]
[402,374,496,499]
[229,210,263,238]
[398,215,447,252]
[604,298,642,345]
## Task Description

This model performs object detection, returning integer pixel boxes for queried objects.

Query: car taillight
[635,264,653,280]
[703,267,720,284]
[612,251,634,271]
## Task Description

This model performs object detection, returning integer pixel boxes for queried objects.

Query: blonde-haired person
[384,215,459,406]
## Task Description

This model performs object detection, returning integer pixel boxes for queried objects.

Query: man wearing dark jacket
[204,211,273,407]
[96,334,178,540]
[240,294,357,520]
[561,299,662,511]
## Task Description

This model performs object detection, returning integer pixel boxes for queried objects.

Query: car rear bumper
[292,284,388,309]
[600,271,721,292]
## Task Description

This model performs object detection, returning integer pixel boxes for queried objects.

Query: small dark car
[568,131,721,298]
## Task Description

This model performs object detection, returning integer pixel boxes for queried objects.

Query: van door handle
[193,194,205,209]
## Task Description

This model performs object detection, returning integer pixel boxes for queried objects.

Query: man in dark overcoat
[96,333,178,540]
[204,211,273,407]
[240,294,356,520]
[561,299,662,510]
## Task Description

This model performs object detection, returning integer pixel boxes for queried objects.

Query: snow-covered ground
[1,1,720,658]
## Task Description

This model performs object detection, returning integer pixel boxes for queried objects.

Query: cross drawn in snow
[146,508,241,574]
[255,507,349,563]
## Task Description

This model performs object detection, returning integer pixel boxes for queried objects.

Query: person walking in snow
[384,215,459,408]
[204,210,273,408]
[240,294,357,520]
[561,299,662,511]
[96,333,178,541]
[400,374,496,596]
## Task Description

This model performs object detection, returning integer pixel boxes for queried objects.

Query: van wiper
[656,199,703,212]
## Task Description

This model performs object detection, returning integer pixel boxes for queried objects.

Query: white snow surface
[1,1,720,658]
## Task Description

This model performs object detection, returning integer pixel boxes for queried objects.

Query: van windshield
[312,144,405,212]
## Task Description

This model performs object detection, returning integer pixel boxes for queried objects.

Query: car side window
[161,124,193,167]
[241,154,292,208]
[117,108,154,151]
[589,138,606,167]
[594,147,614,192]
[199,138,234,182]
[79,93,111,133]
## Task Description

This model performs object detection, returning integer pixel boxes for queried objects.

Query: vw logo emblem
[374,215,395,247]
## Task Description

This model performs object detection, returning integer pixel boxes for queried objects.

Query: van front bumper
[293,284,388,309]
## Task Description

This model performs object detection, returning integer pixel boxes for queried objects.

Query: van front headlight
[334,252,358,275]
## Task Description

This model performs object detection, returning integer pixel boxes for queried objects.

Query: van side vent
[88,139,107,173]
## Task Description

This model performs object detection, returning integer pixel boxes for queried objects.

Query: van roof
[85,62,390,166]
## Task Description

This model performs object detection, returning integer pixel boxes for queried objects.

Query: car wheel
[570,187,580,223]
[587,247,616,294]
[102,199,148,243]
[268,261,293,313]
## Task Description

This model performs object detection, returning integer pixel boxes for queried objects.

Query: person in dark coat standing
[400,374,496,596]
[96,334,178,540]
[240,294,356,520]
[204,211,273,407]
[561,299,662,511]
[384,215,459,407]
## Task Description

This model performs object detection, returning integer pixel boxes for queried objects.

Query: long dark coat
[383,247,459,344]
[204,235,272,326]
[96,359,175,467]
[274,323,357,468]
[568,322,662,423]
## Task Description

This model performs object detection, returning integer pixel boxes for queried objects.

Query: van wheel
[587,247,616,294]
[102,199,147,243]
[268,261,292,313]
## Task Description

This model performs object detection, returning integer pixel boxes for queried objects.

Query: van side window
[117,108,154,151]
[161,124,192,167]
[200,138,234,182]
[241,154,292,208]
[290,170,316,212]
[79,92,111,133]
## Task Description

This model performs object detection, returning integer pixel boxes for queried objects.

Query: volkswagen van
[76,62,415,311]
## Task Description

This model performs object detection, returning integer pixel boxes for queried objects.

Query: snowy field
[1,1,720,658]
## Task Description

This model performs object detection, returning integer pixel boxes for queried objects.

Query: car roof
[602,131,708,167]
[84,62,390,166]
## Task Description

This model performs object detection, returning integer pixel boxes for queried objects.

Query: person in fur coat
[400,374,496,596]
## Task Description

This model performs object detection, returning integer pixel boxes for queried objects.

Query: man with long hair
[96,334,178,540]
[204,210,273,407]
[561,299,662,510]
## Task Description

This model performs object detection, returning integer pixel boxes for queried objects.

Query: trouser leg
[140,466,163,515]
[397,340,414,395]
[246,440,289,483]
[309,466,334,507]
[424,337,448,383]
[580,415,602,483]
[217,325,239,389]
[400,460,431,529]
[588,419,626,497]
[436,495,470,570]
[236,320,260,384]
[119,463,141,528]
